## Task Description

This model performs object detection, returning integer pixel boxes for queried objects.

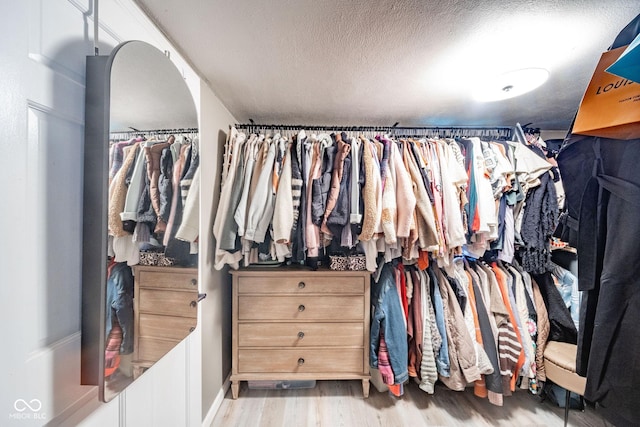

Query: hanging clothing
[558,134,640,426]
[105,261,134,355]
[175,166,200,243]
[370,263,409,385]
[213,128,244,269]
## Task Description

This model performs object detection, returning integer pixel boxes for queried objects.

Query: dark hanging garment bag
[556,13,640,427]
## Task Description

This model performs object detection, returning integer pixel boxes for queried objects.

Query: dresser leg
[231,381,239,399]
[132,366,144,380]
[362,379,370,398]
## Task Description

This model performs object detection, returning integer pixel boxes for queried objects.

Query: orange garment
[388,384,403,397]
[417,250,430,270]
[491,263,525,392]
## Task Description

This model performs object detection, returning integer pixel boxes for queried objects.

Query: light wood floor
[211,380,611,427]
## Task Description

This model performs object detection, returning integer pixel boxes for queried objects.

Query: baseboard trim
[202,375,230,427]
[45,387,99,427]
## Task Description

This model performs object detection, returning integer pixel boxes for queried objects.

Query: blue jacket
[370,263,408,384]
[106,262,134,354]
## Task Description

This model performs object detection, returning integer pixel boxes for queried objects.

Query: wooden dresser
[132,265,198,378]
[230,268,370,399]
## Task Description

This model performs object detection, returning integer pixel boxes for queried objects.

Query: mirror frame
[80,41,199,401]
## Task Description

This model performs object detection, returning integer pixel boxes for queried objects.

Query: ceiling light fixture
[473,68,550,102]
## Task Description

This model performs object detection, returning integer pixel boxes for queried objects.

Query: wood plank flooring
[211,380,611,427]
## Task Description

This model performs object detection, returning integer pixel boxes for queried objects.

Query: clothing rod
[233,123,513,137]
[110,127,199,135]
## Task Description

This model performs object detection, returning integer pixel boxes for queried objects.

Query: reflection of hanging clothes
[104,319,122,378]
[122,139,153,223]
[145,138,173,235]
[158,145,174,227]
[175,163,200,244]
[105,261,134,354]
[109,142,141,237]
[109,138,139,181]
[164,144,192,262]
[164,143,189,242]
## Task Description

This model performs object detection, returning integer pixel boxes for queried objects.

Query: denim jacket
[552,263,580,331]
[106,262,134,354]
[370,263,409,384]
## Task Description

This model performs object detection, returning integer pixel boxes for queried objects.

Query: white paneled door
[0,0,201,426]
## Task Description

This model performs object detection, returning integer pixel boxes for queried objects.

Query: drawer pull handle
[298,281,305,289]
[298,331,305,339]
[191,293,207,307]
[298,304,305,312]
[189,327,195,332]
[297,358,305,365]
[191,278,197,286]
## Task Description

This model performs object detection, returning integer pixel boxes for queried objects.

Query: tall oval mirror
[82,40,200,402]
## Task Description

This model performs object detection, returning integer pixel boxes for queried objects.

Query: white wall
[0,0,233,425]
[199,81,236,424]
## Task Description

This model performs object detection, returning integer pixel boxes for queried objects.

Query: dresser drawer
[237,275,364,294]
[137,337,180,362]
[139,313,196,340]
[238,348,363,373]
[139,289,198,318]
[138,269,198,291]
[238,322,363,347]
[238,295,364,320]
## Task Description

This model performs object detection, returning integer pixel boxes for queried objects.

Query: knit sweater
[520,172,558,274]
[359,139,382,241]
[491,264,526,393]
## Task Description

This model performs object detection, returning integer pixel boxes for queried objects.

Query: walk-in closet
[3,1,639,426]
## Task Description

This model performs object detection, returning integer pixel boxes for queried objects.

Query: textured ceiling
[134,0,639,130]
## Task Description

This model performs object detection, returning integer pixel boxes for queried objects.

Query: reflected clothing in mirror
[105,260,134,355]
[82,40,200,402]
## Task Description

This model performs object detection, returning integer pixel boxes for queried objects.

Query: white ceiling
[134,0,639,130]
